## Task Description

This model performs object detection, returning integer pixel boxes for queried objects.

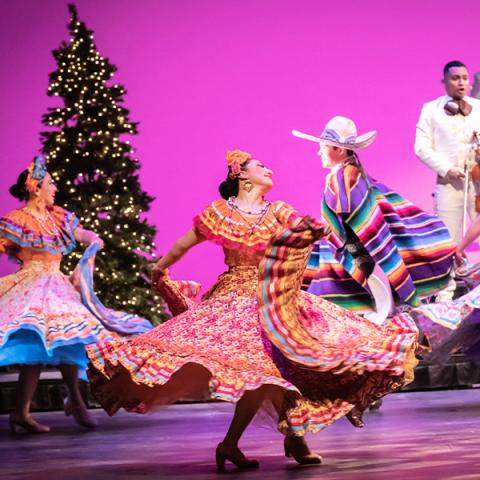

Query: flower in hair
[230,160,241,176]
[25,155,48,193]
[226,149,251,179]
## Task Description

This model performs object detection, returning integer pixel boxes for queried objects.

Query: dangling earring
[242,180,253,192]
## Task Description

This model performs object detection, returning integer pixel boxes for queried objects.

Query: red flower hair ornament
[226,149,252,179]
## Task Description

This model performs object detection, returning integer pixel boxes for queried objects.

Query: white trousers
[434,177,477,245]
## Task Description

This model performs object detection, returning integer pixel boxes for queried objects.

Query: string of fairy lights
[41,5,165,323]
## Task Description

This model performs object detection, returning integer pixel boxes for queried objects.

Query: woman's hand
[92,236,105,250]
[149,228,205,286]
[455,247,466,267]
[151,264,169,287]
[74,227,104,249]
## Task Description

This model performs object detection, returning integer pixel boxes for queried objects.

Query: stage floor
[1,389,480,480]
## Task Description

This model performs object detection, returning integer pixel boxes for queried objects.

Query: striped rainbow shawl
[306,164,455,310]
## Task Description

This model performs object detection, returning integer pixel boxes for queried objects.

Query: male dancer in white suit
[415,60,480,245]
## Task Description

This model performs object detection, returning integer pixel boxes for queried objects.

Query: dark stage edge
[1,390,480,480]
[2,353,479,414]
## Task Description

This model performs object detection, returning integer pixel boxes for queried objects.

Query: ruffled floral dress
[412,283,480,364]
[0,207,150,379]
[87,199,418,435]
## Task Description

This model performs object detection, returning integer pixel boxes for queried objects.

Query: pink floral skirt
[88,264,418,435]
[0,260,118,377]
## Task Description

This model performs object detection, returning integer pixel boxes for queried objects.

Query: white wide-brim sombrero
[292,116,376,150]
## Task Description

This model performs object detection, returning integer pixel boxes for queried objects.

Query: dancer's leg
[10,364,50,433]
[270,389,322,464]
[216,386,271,470]
[59,364,97,428]
[58,364,85,407]
[222,386,268,447]
[14,364,42,417]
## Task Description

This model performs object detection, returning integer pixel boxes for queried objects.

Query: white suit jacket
[414,95,480,178]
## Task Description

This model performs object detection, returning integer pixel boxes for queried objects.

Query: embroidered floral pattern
[0,261,118,351]
[0,207,123,371]
[87,203,418,435]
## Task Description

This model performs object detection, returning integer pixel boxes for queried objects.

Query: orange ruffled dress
[0,207,130,378]
[87,199,418,435]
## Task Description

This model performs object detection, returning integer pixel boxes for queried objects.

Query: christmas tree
[41,4,166,325]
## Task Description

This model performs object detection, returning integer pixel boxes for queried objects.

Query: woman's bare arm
[151,228,205,284]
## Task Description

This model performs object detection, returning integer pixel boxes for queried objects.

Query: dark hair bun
[219,177,239,200]
[9,170,29,201]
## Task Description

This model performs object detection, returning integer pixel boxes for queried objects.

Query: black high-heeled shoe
[346,406,365,428]
[215,443,259,471]
[284,436,322,465]
[9,414,50,434]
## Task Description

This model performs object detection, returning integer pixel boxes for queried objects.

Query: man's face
[443,66,470,99]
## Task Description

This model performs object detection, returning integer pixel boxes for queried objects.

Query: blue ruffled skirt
[0,260,120,380]
[0,329,89,381]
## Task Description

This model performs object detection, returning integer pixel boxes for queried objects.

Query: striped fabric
[257,216,418,376]
[87,214,418,431]
[414,283,480,331]
[304,240,375,311]
[74,242,152,335]
[307,165,455,309]
[0,207,78,256]
[411,283,480,364]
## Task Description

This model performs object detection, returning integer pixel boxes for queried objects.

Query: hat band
[321,128,356,145]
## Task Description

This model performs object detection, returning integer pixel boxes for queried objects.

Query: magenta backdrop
[1,0,479,291]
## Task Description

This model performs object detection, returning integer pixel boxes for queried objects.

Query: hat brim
[292,129,376,150]
[291,130,321,143]
[363,272,392,325]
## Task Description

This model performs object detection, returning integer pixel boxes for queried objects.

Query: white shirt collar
[444,94,472,104]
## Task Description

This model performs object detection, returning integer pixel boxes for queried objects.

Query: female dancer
[87,149,418,470]
[293,116,455,322]
[411,214,480,364]
[0,156,150,433]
